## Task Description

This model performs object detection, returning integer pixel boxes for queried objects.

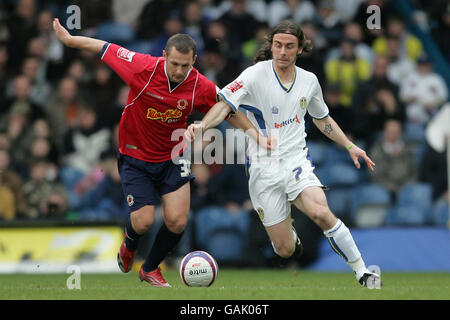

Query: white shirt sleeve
[218,66,256,113]
[307,77,329,119]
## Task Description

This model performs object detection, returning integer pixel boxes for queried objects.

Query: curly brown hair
[254,20,313,64]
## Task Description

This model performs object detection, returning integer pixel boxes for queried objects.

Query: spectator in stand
[0,43,10,108]
[307,84,356,142]
[136,0,185,40]
[0,149,28,218]
[198,38,240,89]
[0,174,15,221]
[28,136,59,167]
[62,104,111,175]
[1,75,43,127]
[5,0,38,69]
[267,0,316,28]
[368,119,417,199]
[326,21,374,64]
[20,55,52,106]
[242,22,270,68]
[77,158,128,221]
[112,0,151,29]
[18,118,60,175]
[66,58,91,88]
[372,14,423,62]
[36,10,64,63]
[353,55,405,142]
[87,62,120,127]
[399,54,448,125]
[384,35,416,87]
[0,132,10,151]
[149,11,185,57]
[203,19,229,58]
[325,37,372,107]
[183,1,207,57]
[22,160,68,219]
[297,21,327,84]
[314,0,344,48]
[218,0,259,63]
[190,163,220,213]
[44,76,86,150]
[196,0,227,22]
[2,76,45,172]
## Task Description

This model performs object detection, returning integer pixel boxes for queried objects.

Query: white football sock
[323,219,367,277]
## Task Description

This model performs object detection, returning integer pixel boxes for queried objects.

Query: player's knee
[131,210,154,234]
[165,214,188,234]
[273,242,295,258]
[133,217,154,234]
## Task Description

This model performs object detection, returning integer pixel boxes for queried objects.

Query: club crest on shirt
[177,99,188,110]
[117,47,135,62]
[256,208,264,221]
[146,107,183,122]
[127,194,134,207]
[300,97,307,109]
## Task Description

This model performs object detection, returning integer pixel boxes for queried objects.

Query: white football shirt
[218,60,329,161]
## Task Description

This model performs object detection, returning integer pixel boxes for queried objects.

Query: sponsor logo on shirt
[117,47,136,62]
[226,81,244,93]
[272,106,279,114]
[274,115,301,128]
[146,107,183,122]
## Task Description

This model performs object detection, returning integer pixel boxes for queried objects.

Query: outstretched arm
[53,18,106,53]
[312,116,375,171]
[185,101,275,150]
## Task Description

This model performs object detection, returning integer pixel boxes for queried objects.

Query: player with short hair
[186,20,381,287]
[53,18,271,287]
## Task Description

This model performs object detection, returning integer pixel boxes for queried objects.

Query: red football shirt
[101,43,218,162]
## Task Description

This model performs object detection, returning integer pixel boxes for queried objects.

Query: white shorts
[248,150,323,227]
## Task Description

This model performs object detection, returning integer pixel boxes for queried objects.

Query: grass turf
[1,269,449,300]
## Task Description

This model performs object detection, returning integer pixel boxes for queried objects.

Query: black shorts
[117,152,194,213]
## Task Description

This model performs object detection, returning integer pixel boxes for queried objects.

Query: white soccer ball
[179,251,219,287]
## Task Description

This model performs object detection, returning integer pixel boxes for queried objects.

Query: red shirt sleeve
[101,43,157,86]
[194,74,219,114]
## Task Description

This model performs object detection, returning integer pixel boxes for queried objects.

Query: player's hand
[53,18,72,46]
[184,123,204,142]
[257,135,277,150]
[348,144,375,171]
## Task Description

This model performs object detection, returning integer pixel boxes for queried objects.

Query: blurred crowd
[0,0,448,232]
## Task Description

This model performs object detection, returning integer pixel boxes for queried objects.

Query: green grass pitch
[1,269,449,300]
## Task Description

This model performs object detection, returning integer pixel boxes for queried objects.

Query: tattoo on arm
[324,124,333,135]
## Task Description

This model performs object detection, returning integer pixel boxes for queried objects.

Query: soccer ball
[179,251,219,287]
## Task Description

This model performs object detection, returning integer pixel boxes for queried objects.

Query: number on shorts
[179,159,191,177]
[293,166,302,181]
